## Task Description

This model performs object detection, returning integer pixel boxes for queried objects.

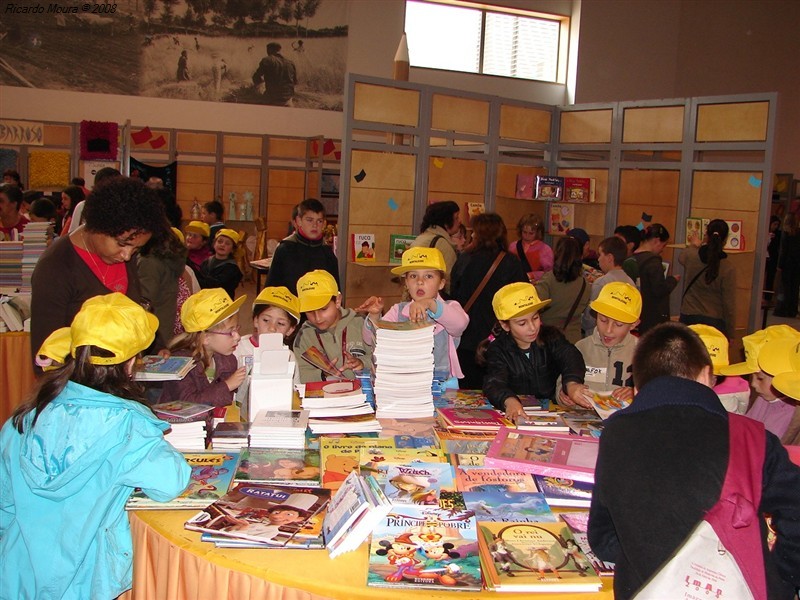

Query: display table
[250,258,272,293]
[121,510,613,600]
[0,332,36,423]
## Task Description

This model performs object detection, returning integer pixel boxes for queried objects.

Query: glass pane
[484,13,559,82]
[405,1,481,73]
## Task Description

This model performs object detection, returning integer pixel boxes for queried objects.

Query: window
[404,0,567,83]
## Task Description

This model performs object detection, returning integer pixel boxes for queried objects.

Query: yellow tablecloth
[122,510,614,600]
[0,332,36,423]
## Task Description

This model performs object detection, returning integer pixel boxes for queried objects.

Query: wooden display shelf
[667,244,753,253]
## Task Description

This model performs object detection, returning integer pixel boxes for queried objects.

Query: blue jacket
[0,381,191,600]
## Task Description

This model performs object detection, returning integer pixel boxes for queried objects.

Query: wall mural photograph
[0,0,348,110]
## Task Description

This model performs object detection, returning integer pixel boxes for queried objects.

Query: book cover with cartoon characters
[319,436,397,492]
[463,490,556,523]
[368,504,482,591]
[233,448,321,488]
[383,463,455,506]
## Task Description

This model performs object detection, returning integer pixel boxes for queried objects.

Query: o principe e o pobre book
[484,427,599,484]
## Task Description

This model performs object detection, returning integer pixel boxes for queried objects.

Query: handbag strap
[562,276,587,330]
[516,240,533,275]
[464,252,506,313]
[681,266,708,300]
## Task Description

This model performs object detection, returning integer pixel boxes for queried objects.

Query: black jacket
[482,326,585,410]
[629,251,677,333]
[265,232,339,295]
[588,376,800,600]
[196,256,242,300]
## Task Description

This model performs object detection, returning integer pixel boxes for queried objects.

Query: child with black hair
[201,200,226,243]
[197,228,243,300]
[1,294,190,599]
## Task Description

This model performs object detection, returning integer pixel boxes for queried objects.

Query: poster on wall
[4,0,347,111]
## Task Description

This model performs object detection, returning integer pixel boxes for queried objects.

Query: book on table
[463,489,557,523]
[558,512,615,576]
[151,400,213,421]
[437,407,511,431]
[234,447,321,488]
[515,412,570,433]
[185,482,330,548]
[319,436,398,492]
[477,520,602,592]
[484,427,599,484]
[368,504,482,591]
[211,421,250,450]
[454,466,539,494]
[126,450,239,510]
[534,474,593,508]
[382,462,455,506]
[133,355,195,381]
[249,409,308,448]
[586,391,631,420]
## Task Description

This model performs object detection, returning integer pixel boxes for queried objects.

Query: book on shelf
[463,490,557,523]
[548,202,574,235]
[322,469,392,558]
[563,177,593,202]
[515,174,534,200]
[464,202,485,223]
[126,450,239,510]
[389,234,416,264]
[185,482,330,548]
[437,407,510,431]
[382,462,455,506]
[351,233,376,263]
[484,427,599,483]
[535,175,564,200]
[360,447,446,484]
[133,355,195,381]
[234,447,321,487]
[534,475,593,508]
[477,521,602,592]
[558,512,615,576]
[368,504,482,592]
[455,466,539,494]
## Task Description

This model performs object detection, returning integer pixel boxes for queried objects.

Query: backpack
[633,414,767,600]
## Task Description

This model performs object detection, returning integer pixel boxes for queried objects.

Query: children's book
[234,447,321,487]
[485,427,599,483]
[548,202,574,234]
[563,177,592,202]
[151,400,214,421]
[587,391,630,420]
[134,355,195,381]
[463,490,556,523]
[322,469,392,558]
[352,233,376,262]
[686,217,703,243]
[383,462,455,506]
[478,521,602,592]
[464,202,485,222]
[437,407,510,431]
[515,174,534,200]
[560,411,604,436]
[452,453,486,467]
[185,483,330,548]
[319,436,397,491]
[534,475,593,508]
[515,413,570,433]
[433,425,495,455]
[535,175,564,200]
[126,451,239,510]
[199,532,324,549]
[558,512,615,576]
[368,504,482,591]
[455,467,539,494]
[299,346,344,378]
[433,388,493,409]
[389,234,416,264]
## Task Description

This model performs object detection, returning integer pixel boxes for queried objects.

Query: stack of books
[0,241,23,292]
[19,222,49,294]
[372,321,436,419]
[134,355,195,382]
[302,381,381,435]
[437,407,511,432]
[249,410,308,449]
[515,411,570,433]
[151,401,213,451]
[211,422,250,450]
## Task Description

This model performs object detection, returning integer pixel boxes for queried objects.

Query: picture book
[322,469,392,558]
[686,217,703,243]
[563,177,592,202]
[352,233,376,262]
[535,175,564,200]
[185,483,330,548]
[485,428,599,483]
[200,532,324,549]
[383,462,455,506]
[548,202,574,235]
[319,436,397,491]
[534,475,593,508]
[587,391,630,420]
[455,466,539,494]
[389,233,416,264]
[558,512,615,576]
[464,202,485,223]
[515,413,570,433]
[134,355,195,381]
[463,490,556,523]
[560,411,604,436]
[299,346,344,378]
[234,448,321,487]
[151,400,213,421]
[478,521,602,592]
[433,388,493,409]
[515,174,534,200]
[368,504,482,591]
[437,407,509,431]
[433,425,495,456]
[452,453,486,467]
[126,451,239,510]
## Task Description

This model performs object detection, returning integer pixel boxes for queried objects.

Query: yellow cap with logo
[254,286,301,321]
[297,270,340,313]
[390,247,447,275]
[718,324,800,376]
[688,324,729,375]
[590,282,641,324]
[492,282,551,321]
[181,288,247,333]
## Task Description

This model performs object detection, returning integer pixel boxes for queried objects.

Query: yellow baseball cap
[171,227,185,245]
[185,221,210,238]
[492,282,551,321]
[590,282,641,324]
[757,336,800,376]
[254,286,301,321]
[215,228,240,245]
[181,288,247,333]
[773,371,800,401]
[38,293,158,366]
[390,247,447,275]
[688,324,729,375]
[718,324,800,376]
[297,270,339,312]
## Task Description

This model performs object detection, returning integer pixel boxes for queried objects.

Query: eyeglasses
[207,326,240,337]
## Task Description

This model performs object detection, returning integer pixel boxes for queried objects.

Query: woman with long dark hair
[679,219,737,337]
[450,213,527,389]
[58,185,85,236]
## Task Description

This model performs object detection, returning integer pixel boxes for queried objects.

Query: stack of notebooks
[373,321,436,419]
[249,409,308,449]
[134,355,195,382]
[20,222,49,294]
[151,401,213,451]
[211,422,250,450]
[302,381,381,434]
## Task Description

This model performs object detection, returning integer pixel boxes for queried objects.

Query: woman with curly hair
[30,177,169,361]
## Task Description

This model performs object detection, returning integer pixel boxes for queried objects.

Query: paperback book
[185,483,330,548]
[464,490,556,523]
[383,462,455,506]
[558,512,615,576]
[126,450,239,510]
[437,407,510,431]
[535,175,564,200]
[368,504,482,591]
[534,475,593,508]
[211,421,250,450]
[587,392,630,420]
[433,389,493,409]
[389,234,416,264]
[234,447,321,487]
[134,355,195,381]
[485,427,599,483]
[454,466,538,494]
[478,521,602,592]
[515,413,570,433]
[319,436,397,491]
[151,400,214,421]
[352,233,376,262]
[548,202,574,235]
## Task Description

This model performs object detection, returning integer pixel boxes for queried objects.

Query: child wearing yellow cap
[359,247,469,386]
[234,286,300,368]
[159,288,248,414]
[196,228,243,300]
[575,282,641,406]
[480,282,588,421]
[293,269,372,382]
[184,220,212,270]
[2,294,190,599]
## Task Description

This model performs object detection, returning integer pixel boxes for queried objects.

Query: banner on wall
[82,160,119,188]
[0,120,44,146]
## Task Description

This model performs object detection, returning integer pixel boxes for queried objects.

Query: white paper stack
[372,322,436,419]
[211,422,250,450]
[163,421,207,451]
[301,381,381,434]
[249,409,309,449]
